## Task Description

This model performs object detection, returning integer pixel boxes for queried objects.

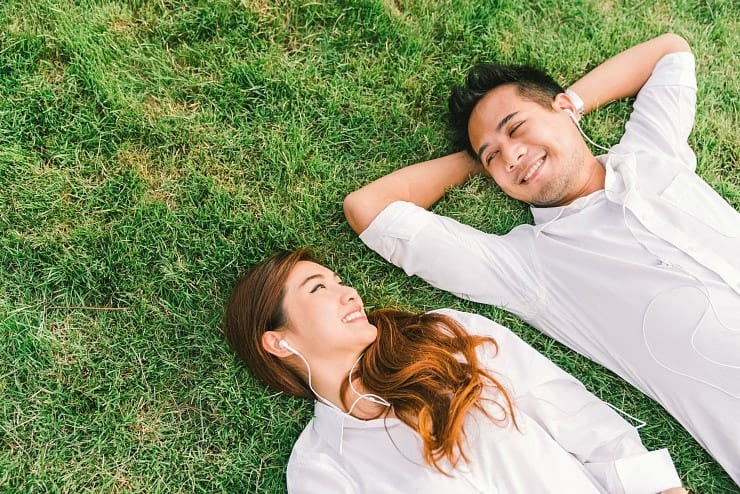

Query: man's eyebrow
[298,272,340,288]
[476,143,490,164]
[475,112,519,163]
[497,111,518,132]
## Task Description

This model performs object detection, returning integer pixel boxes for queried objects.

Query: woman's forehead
[284,261,334,289]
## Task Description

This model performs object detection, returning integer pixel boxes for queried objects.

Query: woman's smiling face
[278,261,378,363]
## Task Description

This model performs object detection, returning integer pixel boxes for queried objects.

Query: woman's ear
[262,330,293,358]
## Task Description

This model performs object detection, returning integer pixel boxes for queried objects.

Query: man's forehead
[470,88,522,133]
[476,84,531,112]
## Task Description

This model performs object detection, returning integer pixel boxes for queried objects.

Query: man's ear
[262,330,293,358]
[553,92,580,121]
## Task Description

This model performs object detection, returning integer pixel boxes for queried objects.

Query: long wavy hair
[224,248,516,473]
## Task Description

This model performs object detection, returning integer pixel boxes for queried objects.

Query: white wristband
[565,89,585,115]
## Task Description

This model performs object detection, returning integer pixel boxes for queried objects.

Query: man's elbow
[343,191,371,235]
[661,33,692,55]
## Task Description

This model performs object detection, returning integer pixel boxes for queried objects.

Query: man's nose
[503,144,525,172]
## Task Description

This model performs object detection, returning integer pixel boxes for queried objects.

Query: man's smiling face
[468,84,591,207]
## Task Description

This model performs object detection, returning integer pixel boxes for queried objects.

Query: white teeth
[522,158,543,183]
[342,310,364,323]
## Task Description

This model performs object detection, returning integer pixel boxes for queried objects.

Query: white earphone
[565,109,611,152]
[276,339,391,423]
[565,108,579,124]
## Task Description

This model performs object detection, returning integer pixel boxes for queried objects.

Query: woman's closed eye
[310,276,343,293]
[310,283,326,293]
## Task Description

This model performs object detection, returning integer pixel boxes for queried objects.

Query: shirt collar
[312,401,401,455]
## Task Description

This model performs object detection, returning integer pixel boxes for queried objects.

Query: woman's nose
[340,285,358,304]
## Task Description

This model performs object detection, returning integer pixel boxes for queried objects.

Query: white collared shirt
[286,309,681,494]
[359,52,740,483]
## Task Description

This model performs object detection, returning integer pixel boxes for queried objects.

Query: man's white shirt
[360,52,740,483]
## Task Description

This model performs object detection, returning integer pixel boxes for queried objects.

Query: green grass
[1,0,738,491]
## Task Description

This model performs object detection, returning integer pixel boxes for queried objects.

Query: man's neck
[580,155,607,196]
[557,156,606,207]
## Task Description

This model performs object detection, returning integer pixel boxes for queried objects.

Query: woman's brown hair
[357,309,515,473]
[224,249,516,473]
[224,248,316,398]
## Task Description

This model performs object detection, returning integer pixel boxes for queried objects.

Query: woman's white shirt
[286,309,681,493]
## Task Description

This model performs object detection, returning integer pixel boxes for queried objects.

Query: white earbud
[279,340,294,352]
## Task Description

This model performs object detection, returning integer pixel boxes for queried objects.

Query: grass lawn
[1,0,738,492]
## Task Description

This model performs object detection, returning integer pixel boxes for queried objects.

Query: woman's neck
[312,367,390,420]
[342,377,392,420]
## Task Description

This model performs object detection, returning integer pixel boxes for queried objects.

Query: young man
[344,34,740,484]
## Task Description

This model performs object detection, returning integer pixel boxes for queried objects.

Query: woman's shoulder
[287,447,355,492]
[287,419,352,486]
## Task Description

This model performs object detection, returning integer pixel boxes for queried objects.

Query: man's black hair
[448,63,565,158]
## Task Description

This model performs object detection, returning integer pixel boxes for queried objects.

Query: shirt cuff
[645,51,696,89]
[359,201,427,250]
[612,448,682,494]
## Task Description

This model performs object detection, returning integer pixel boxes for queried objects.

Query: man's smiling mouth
[519,156,545,184]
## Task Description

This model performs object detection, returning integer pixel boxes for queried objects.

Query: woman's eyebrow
[298,271,340,288]
[299,273,325,288]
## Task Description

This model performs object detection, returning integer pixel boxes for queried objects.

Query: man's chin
[526,182,571,208]
[529,198,564,208]
[527,192,566,208]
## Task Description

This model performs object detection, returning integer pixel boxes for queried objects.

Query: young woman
[224,249,686,493]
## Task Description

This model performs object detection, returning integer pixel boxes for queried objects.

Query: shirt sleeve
[614,51,697,172]
[287,453,357,494]
[438,308,683,494]
[360,201,541,319]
